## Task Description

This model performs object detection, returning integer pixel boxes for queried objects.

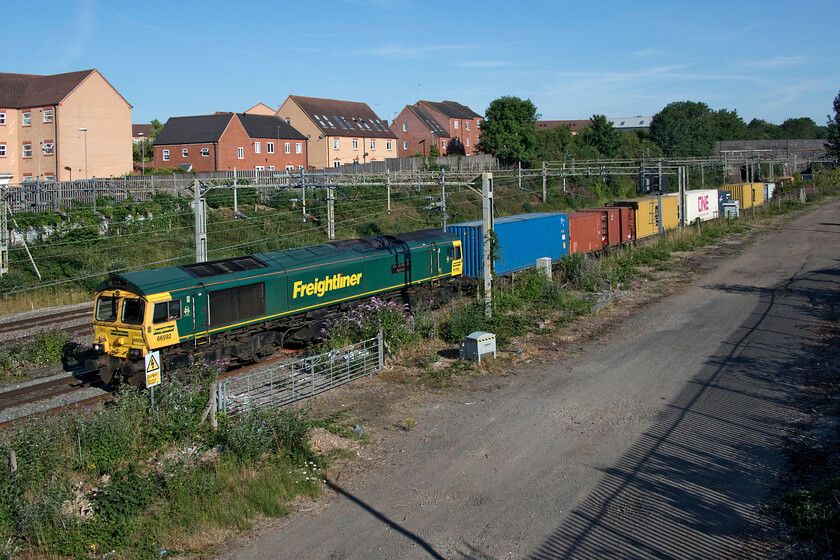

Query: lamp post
[64,166,72,181]
[79,128,88,180]
[139,132,145,175]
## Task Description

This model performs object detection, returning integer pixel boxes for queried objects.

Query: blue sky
[7,0,839,127]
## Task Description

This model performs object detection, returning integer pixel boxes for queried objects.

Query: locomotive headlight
[128,348,142,359]
[93,343,104,353]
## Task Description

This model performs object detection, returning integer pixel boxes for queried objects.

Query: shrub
[320,297,428,353]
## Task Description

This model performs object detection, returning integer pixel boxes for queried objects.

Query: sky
[5,0,839,128]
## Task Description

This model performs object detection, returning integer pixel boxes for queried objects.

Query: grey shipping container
[447,213,569,278]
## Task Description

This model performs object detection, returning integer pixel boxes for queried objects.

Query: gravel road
[220,200,840,560]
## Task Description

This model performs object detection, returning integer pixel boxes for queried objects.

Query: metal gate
[216,334,383,415]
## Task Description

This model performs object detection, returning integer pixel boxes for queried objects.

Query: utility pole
[0,186,8,276]
[657,160,663,235]
[542,161,547,203]
[440,169,447,229]
[194,179,207,263]
[233,167,238,215]
[327,186,335,240]
[386,168,391,214]
[482,172,494,318]
[301,170,307,222]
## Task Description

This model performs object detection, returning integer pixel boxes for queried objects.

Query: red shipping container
[567,212,606,254]
[581,207,635,245]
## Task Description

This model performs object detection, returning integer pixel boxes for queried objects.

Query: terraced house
[0,69,132,183]
[391,100,484,157]
[277,96,397,169]
[152,113,308,172]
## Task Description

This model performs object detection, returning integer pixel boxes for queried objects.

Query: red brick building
[152,113,307,172]
[391,100,484,157]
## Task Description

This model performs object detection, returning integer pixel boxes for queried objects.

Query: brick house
[0,69,132,183]
[277,96,396,169]
[152,113,308,172]
[391,100,484,157]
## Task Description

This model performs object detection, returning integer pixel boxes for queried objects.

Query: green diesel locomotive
[87,229,463,386]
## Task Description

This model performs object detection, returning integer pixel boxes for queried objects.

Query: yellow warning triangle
[147,354,160,371]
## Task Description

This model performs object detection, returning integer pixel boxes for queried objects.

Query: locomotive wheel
[99,367,118,387]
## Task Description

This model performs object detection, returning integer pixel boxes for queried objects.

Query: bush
[320,297,429,353]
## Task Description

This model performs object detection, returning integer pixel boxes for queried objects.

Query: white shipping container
[683,189,720,222]
[764,182,776,201]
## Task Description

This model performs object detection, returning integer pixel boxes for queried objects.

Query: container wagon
[680,189,720,222]
[447,213,569,278]
[578,207,634,246]
[720,183,765,210]
[567,212,606,254]
[611,195,679,239]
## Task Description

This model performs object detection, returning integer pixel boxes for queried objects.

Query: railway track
[0,370,101,410]
[0,307,92,338]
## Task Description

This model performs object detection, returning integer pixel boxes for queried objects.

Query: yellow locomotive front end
[88,288,151,385]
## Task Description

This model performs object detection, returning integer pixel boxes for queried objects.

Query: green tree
[580,114,621,157]
[476,96,539,166]
[711,108,749,141]
[747,118,781,140]
[827,90,840,160]
[779,117,825,139]
[649,101,717,157]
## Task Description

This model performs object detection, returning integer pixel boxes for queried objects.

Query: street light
[64,166,72,181]
[139,132,145,175]
[79,128,88,180]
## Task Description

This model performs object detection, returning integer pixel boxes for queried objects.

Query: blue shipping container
[447,213,569,278]
[717,190,732,212]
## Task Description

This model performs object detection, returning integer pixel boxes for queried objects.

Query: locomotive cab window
[153,300,182,324]
[95,296,119,322]
[447,246,461,261]
[121,299,146,325]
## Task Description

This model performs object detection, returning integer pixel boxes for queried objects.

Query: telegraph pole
[542,161,547,203]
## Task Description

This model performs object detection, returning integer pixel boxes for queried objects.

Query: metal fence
[216,334,383,415]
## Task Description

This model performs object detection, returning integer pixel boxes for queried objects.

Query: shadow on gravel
[325,479,446,560]
[526,265,840,559]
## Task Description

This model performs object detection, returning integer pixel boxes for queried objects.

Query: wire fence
[216,334,383,415]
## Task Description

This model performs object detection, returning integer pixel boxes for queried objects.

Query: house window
[296,142,302,154]
[0,113,5,125]
[44,174,55,181]
[466,138,470,147]
[297,165,304,170]
[163,149,170,161]
[255,142,261,153]
[255,166,265,171]
[0,144,5,157]
[43,109,54,123]
[22,112,31,126]
[403,141,408,150]
[284,142,290,153]
[453,121,459,130]
[442,140,448,148]
[267,166,275,171]
[370,140,375,150]
[465,121,469,131]
[237,147,244,159]
[43,142,54,156]
[387,141,392,150]
[182,148,189,157]
[333,139,339,149]
[267,142,274,153]
[23,143,32,158]
[402,123,407,132]
[333,161,341,167]
[201,147,210,157]
[286,165,295,170]
[352,140,358,150]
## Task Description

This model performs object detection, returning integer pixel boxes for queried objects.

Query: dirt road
[222,200,840,560]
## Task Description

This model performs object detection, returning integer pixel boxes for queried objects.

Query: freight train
[87,229,464,386]
[87,183,768,385]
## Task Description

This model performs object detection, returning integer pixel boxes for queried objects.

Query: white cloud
[59,0,96,65]
[737,56,805,68]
